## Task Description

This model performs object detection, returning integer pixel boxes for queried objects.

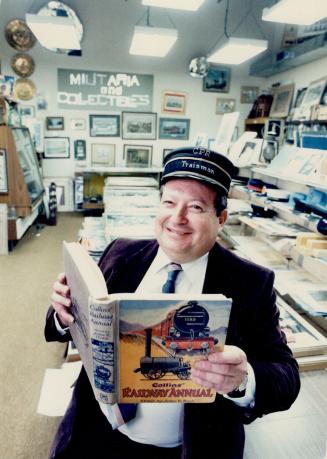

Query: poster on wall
[57,68,153,112]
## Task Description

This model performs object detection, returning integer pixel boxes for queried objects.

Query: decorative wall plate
[14,78,36,101]
[11,53,35,78]
[5,19,36,51]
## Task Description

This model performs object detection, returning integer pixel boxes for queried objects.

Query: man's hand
[51,272,74,327]
[191,345,248,394]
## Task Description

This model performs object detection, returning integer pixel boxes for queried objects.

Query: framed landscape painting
[123,145,152,168]
[162,91,187,115]
[159,118,190,140]
[122,112,157,140]
[44,137,70,159]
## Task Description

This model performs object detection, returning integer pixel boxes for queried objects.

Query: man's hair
[159,183,227,216]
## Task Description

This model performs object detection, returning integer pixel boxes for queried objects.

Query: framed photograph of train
[123,144,152,168]
[159,118,190,140]
[122,112,157,140]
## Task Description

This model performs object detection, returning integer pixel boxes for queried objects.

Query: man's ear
[218,209,228,226]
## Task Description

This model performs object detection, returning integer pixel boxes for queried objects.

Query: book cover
[63,241,232,405]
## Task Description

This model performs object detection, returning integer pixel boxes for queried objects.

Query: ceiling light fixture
[207,0,268,65]
[142,0,205,12]
[262,0,327,26]
[130,6,178,57]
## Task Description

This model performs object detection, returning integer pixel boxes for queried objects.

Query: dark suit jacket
[45,239,300,459]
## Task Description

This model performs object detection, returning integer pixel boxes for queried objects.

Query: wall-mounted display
[202,65,230,93]
[74,140,86,160]
[300,77,327,110]
[162,91,187,115]
[5,19,36,51]
[36,93,48,110]
[269,83,294,118]
[163,148,173,162]
[216,98,236,114]
[46,116,64,131]
[123,145,152,168]
[11,53,35,78]
[91,143,116,166]
[71,118,86,130]
[159,118,190,140]
[240,86,259,104]
[14,78,36,101]
[89,114,120,137]
[0,149,8,193]
[19,105,35,118]
[44,137,70,159]
[122,112,157,140]
[0,75,15,97]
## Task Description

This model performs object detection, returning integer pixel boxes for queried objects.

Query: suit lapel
[203,243,233,295]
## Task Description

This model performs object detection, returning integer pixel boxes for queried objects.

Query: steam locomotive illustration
[152,300,217,353]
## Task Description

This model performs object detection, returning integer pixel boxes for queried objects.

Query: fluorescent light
[26,13,81,50]
[262,0,327,25]
[208,37,268,65]
[142,0,205,11]
[129,26,177,57]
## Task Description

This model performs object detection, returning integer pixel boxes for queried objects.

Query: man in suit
[46,147,300,459]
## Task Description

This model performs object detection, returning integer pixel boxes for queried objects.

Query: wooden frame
[91,143,116,166]
[162,91,187,115]
[216,97,236,114]
[44,137,70,159]
[159,117,190,140]
[122,112,157,140]
[240,86,259,104]
[89,114,120,137]
[46,116,64,131]
[202,65,230,93]
[123,144,152,168]
[269,83,295,118]
[0,148,8,193]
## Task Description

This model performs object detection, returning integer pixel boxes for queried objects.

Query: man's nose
[171,204,188,223]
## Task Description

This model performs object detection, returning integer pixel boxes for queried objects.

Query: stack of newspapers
[103,176,159,241]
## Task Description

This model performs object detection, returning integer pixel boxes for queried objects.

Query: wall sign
[57,68,153,112]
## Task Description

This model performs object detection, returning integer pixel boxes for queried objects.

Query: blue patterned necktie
[162,263,183,293]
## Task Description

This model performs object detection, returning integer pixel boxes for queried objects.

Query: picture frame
[240,86,259,104]
[300,77,327,109]
[202,65,231,93]
[91,143,116,166]
[162,91,187,115]
[74,139,87,160]
[123,144,152,168]
[71,118,86,130]
[19,105,35,118]
[194,132,208,147]
[269,83,295,118]
[216,98,236,114]
[46,116,64,131]
[159,118,190,140]
[89,114,120,137]
[43,177,74,212]
[163,148,173,163]
[0,148,8,193]
[44,137,70,159]
[122,112,157,140]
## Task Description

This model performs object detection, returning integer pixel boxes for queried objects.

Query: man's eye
[189,204,204,213]
[162,200,174,206]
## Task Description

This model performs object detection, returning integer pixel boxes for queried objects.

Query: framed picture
[163,148,173,163]
[194,132,208,147]
[159,117,190,140]
[123,145,152,168]
[19,105,35,118]
[0,148,8,193]
[269,83,295,118]
[44,137,70,159]
[300,77,327,108]
[202,65,231,93]
[122,112,157,140]
[74,139,86,160]
[216,98,236,114]
[89,114,120,137]
[240,86,259,104]
[71,118,86,130]
[46,116,64,131]
[162,91,187,115]
[91,143,116,166]
[43,177,74,212]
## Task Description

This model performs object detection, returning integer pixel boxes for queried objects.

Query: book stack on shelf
[78,216,107,263]
[103,176,159,241]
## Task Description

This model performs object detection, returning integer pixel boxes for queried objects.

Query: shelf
[75,166,163,174]
[245,117,267,125]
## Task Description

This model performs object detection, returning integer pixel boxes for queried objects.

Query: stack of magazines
[78,216,107,263]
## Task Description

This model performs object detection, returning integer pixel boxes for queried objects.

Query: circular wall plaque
[11,53,35,78]
[5,19,36,51]
[14,78,36,101]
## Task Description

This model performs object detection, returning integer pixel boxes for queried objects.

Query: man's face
[155,179,227,263]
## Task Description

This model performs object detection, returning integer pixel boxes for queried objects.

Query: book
[63,241,232,405]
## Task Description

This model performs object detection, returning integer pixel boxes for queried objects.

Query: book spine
[89,299,117,404]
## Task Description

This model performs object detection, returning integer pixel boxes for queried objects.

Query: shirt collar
[153,247,209,277]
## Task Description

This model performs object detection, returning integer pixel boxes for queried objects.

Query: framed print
[74,139,86,160]
[19,105,35,118]
[162,91,187,115]
[159,118,190,140]
[46,116,64,131]
[216,98,236,114]
[162,148,173,164]
[89,114,120,137]
[123,145,152,168]
[122,112,157,140]
[44,137,70,159]
[91,143,116,166]
[71,118,86,130]
[202,65,230,93]
[0,149,8,193]
[269,83,294,118]
[240,86,259,104]
[300,77,327,108]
